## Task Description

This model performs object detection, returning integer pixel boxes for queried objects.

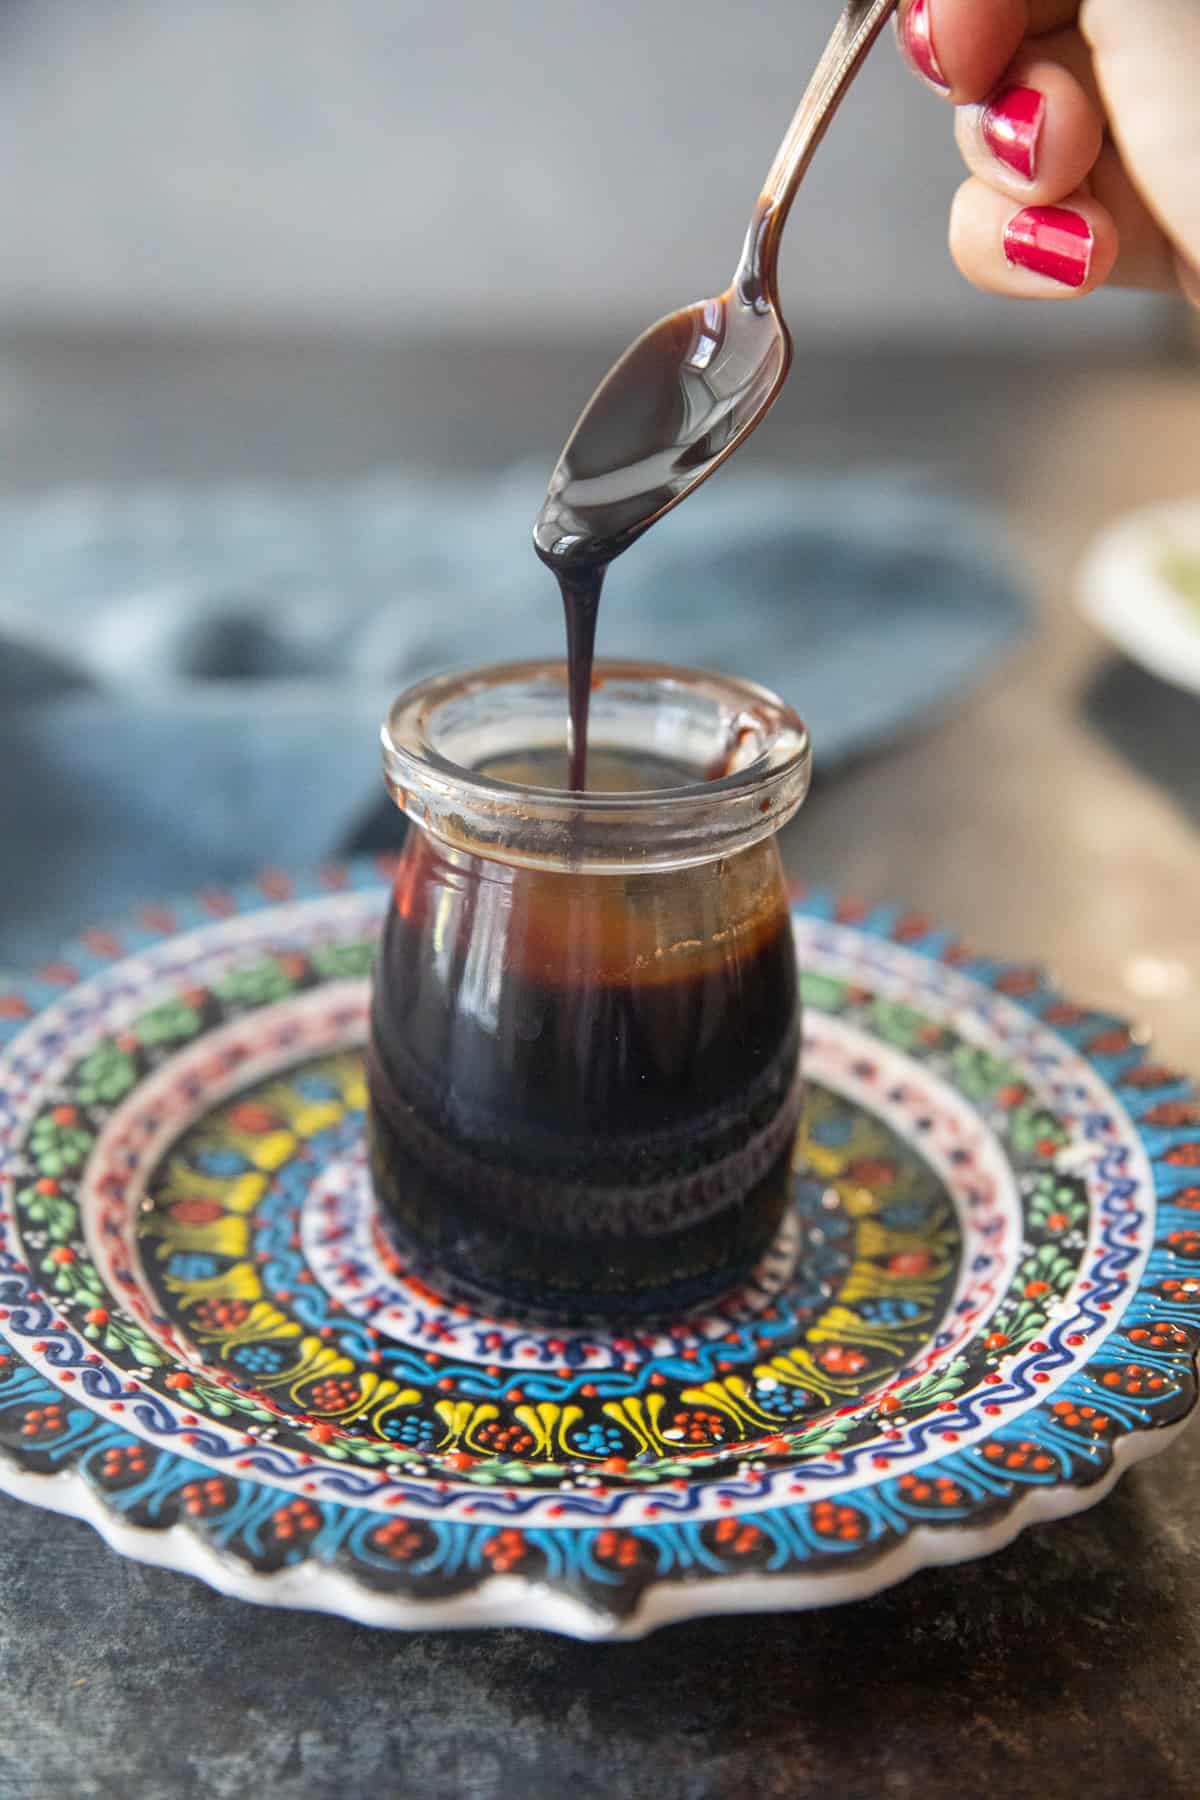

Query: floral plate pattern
[0,862,1196,1640]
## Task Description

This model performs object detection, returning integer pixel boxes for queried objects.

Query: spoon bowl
[533,280,790,570]
[534,0,899,577]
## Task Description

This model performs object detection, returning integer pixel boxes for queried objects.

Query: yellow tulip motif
[600,1394,676,1458]
[188,1298,300,1352]
[677,1377,779,1436]
[434,1399,500,1452]
[160,1259,261,1305]
[512,1402,584,1461]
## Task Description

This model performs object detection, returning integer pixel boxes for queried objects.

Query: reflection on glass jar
[367,660,811,1321]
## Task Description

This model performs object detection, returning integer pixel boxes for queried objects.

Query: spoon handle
[737,0,899,300]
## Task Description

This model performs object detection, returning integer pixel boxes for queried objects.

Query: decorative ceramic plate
[1077,497,1200,694]
[0,864,1196,1641]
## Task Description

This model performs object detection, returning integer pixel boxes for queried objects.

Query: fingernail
[901,0,949,92]
[1004,205,1094,289]
[982,86,1045,182]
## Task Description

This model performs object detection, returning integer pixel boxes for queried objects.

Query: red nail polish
[901,0,948,92]
[1003,206,1094,289]
[982,86,1045,182]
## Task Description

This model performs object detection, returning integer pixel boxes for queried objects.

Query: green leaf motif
[891,1357,972,1416]
[1008,1103,1069,1158]
[799,972,850,1014]
[29,1115,94,1178]
[788,1414,859,1458]
[948,1044,1019,1105]
[317,1437,389,1467]
[309,942,376,982]
[1020,1241,1076,1295]
[214,962,296,1007]
[76,1041,137,1107]
[987,1244,1077,1350]
[870,999,933,1053]
[1027,1173,1088,1237]
[135,996,203,1046]
[47,1257,106,1303]
[188,1379,277,1425]
[19,1184,77,1243]
[98,1315,170,1367]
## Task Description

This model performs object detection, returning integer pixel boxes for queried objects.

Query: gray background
[0,0,1155,344]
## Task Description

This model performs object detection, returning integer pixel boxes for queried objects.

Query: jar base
[365,1087,801,1327]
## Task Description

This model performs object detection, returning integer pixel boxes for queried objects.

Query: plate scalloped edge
[0,860,1196,1642]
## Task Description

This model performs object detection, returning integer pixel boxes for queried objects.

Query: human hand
[896,0,1200,304]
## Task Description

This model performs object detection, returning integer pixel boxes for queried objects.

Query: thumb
[1083,0,1200,269]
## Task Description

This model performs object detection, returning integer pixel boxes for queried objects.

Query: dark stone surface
[1,1435,1198,1800]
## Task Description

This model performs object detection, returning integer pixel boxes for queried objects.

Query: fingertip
[898,0,1027,103]
[950,179,1119,299]
[955,58,1105,205]
[896,0,949,94]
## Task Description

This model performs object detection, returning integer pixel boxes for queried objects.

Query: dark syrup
[556,567,602,791]
[366,764,800,1319]
[534,201,786,788]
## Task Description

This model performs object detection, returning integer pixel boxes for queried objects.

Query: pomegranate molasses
[532,266,784,792]
[366,663,810,1321]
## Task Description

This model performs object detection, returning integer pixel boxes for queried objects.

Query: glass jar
[367,659,811,1321]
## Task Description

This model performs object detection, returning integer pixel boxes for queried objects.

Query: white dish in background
[1077,499,1200,694]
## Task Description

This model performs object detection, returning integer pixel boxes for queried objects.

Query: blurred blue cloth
[0,468,1029,968]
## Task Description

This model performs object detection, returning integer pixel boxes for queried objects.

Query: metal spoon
[534,0,899,571]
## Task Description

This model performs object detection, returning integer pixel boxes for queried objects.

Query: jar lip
[381,657,811,872]
[385,657,807,797]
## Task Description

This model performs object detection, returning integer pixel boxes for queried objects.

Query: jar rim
[381,657,811,873]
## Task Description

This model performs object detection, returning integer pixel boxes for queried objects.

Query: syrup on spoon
[533,0,899,789]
